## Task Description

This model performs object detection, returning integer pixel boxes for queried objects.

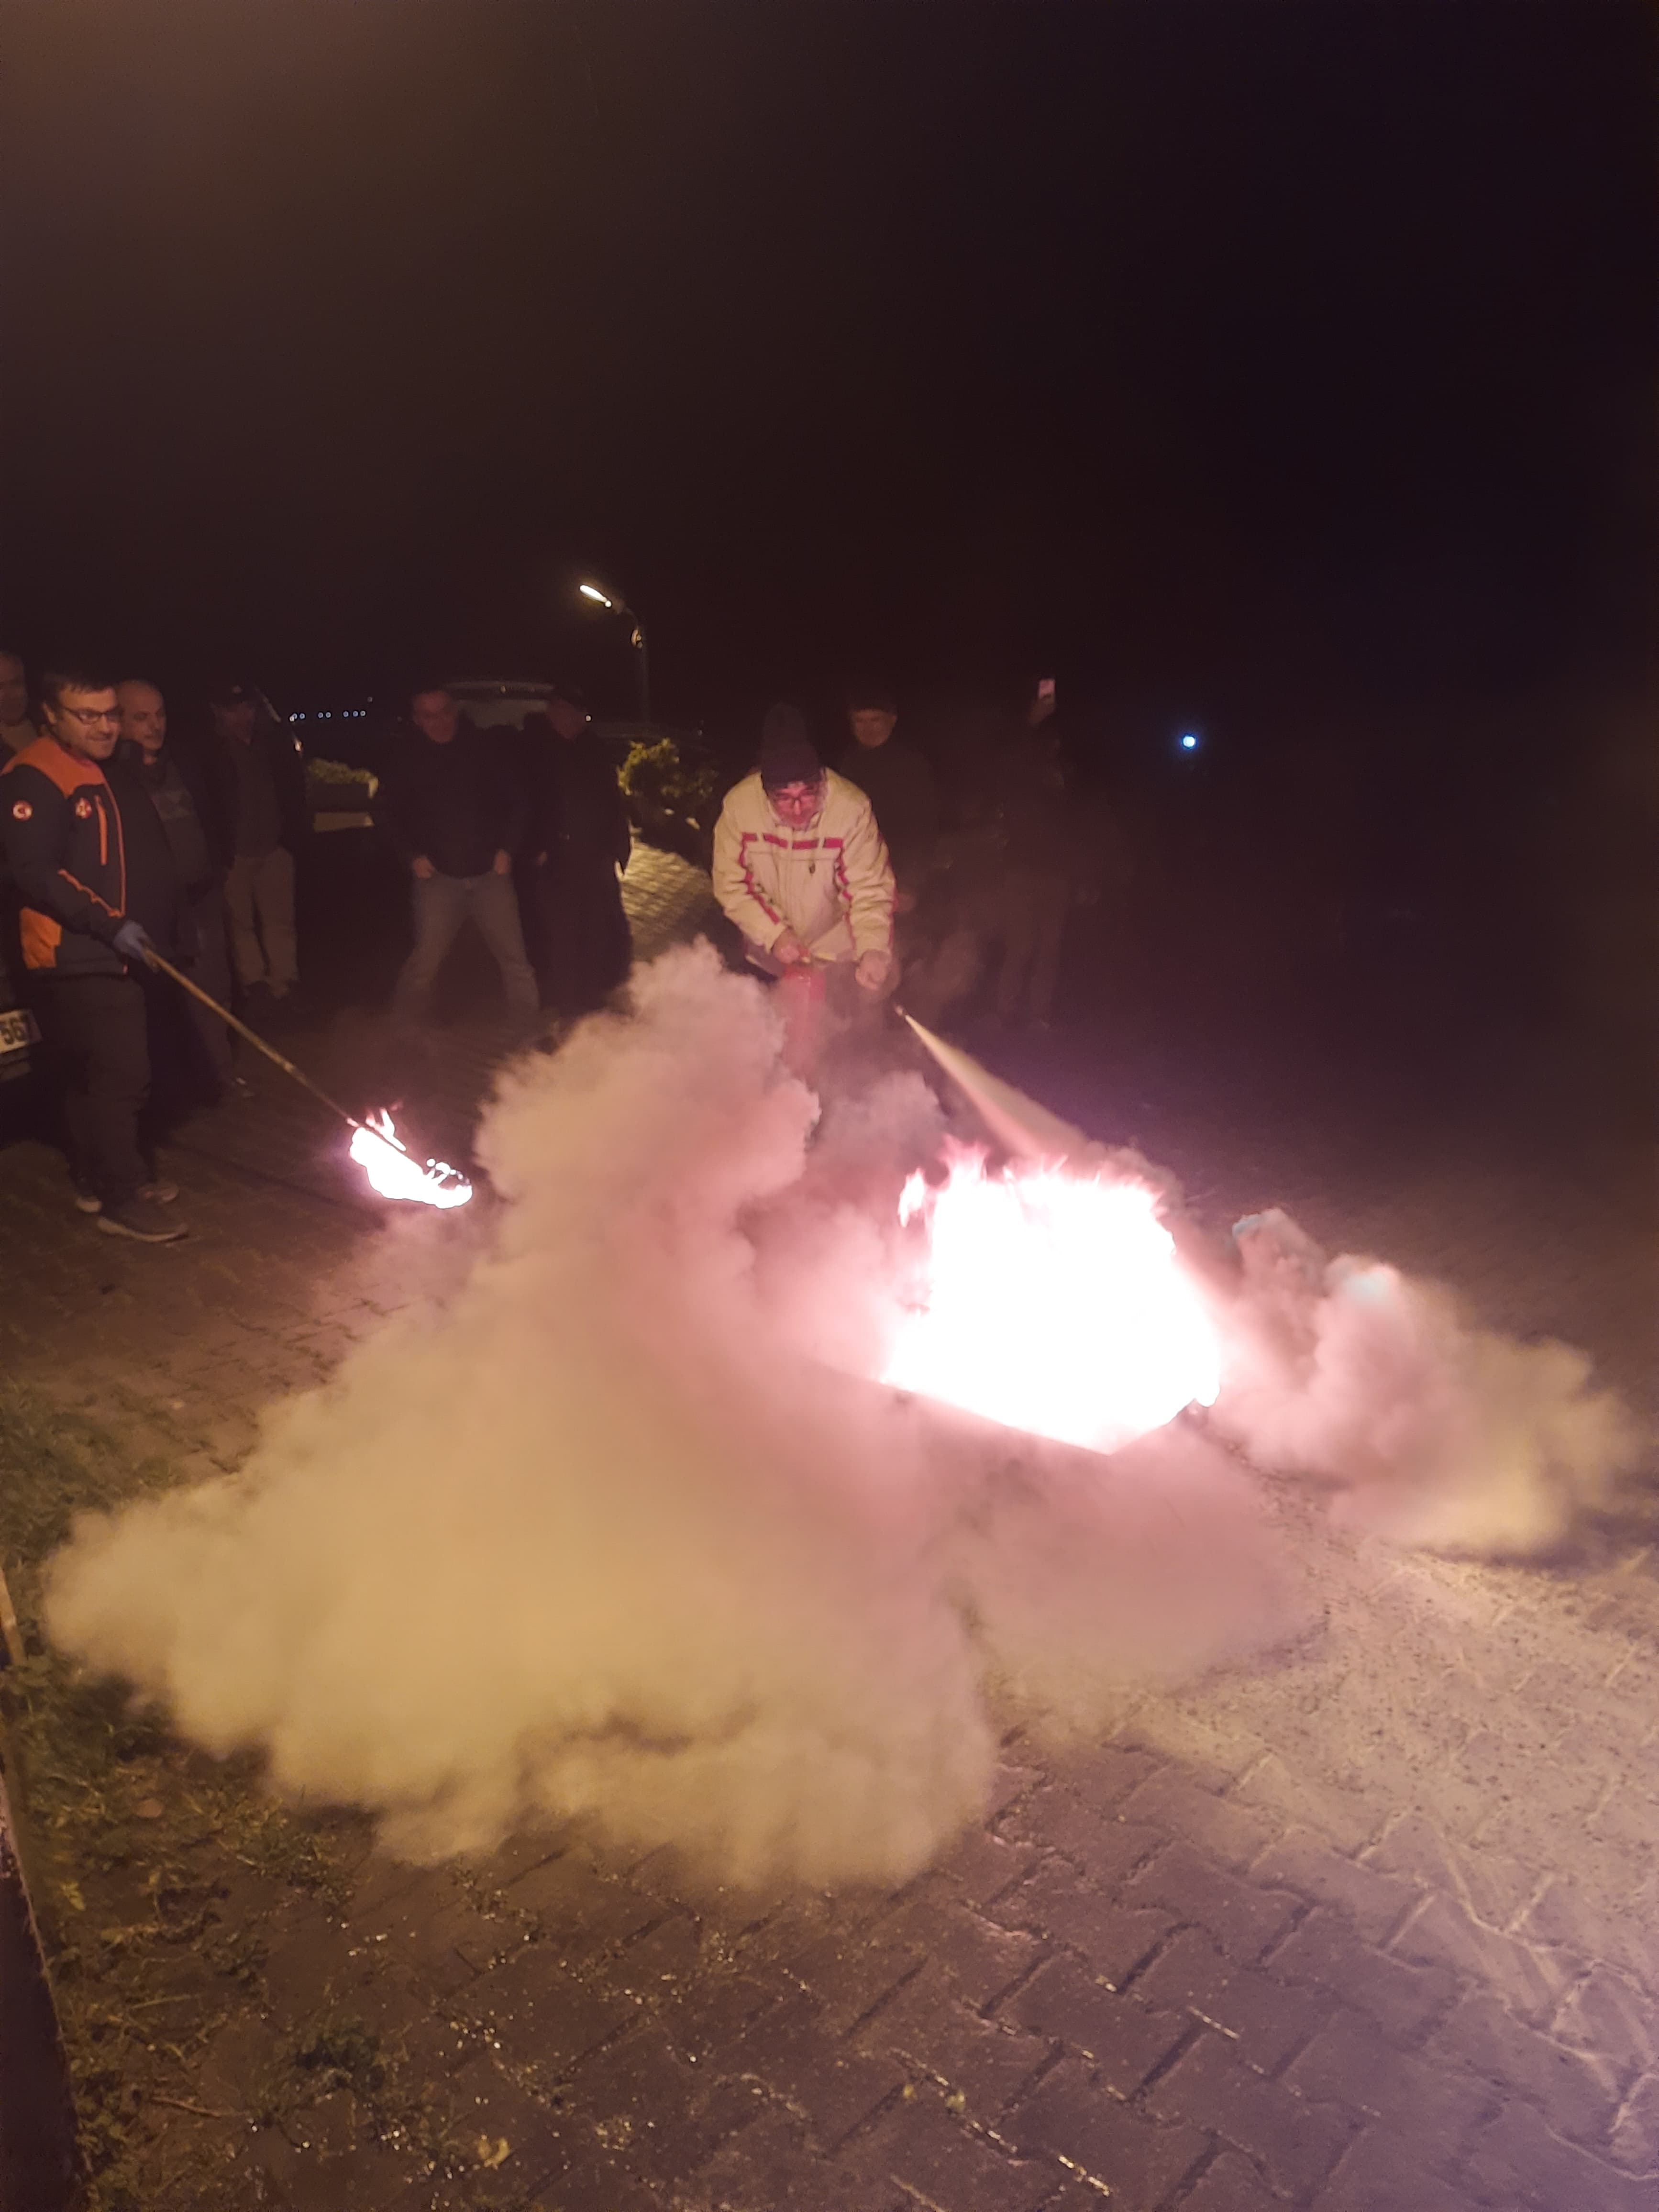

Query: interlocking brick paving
[1,841,1654,2208]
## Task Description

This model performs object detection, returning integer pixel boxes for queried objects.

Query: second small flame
[349,1109,473,1209]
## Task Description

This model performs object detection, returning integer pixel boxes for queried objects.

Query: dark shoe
[71,1176,102,1216]
[138,1178,179,1205]
[97,1198,189,1244]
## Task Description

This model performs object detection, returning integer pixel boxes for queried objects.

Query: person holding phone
[987,676,1094,1030]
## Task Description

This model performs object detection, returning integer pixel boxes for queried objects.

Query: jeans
[393,868,539,1023]
[225,846,298,991]
[31,973,150,1206]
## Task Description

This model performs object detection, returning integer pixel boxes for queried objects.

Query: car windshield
[442,681,557,730]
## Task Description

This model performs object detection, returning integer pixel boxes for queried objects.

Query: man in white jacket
[713,706,896,987]
[712,707,895,1071]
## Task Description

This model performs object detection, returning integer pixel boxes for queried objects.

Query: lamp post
[578,581,650,727]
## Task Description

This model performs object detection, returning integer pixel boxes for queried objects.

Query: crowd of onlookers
[0,641,1109,1244]
[0,655,644,1241]
[8,628,1641,1249]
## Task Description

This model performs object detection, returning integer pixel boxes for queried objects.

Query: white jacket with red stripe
[712,770,895,963]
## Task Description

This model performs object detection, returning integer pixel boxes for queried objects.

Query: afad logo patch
[74,796,95,820]
[10,799,30,822]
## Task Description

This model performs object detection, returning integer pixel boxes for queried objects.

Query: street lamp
[578,580,650,726]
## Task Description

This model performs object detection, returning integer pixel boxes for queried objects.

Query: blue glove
[113,919,153,964]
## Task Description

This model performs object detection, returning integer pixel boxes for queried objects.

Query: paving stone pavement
[1,842,1656,2210]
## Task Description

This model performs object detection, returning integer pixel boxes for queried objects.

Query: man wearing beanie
[712,704,895,1066]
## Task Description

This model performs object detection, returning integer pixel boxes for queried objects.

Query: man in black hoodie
[379,685,538,1027]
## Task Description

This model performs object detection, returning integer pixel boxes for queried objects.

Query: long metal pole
[142,950,402,1151]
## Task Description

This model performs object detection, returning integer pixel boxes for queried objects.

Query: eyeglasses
[60,705,121,725]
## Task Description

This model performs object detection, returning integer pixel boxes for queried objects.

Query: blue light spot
[1181,733,1198,751]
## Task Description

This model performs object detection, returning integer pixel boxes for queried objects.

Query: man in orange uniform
[1,667,188,1241]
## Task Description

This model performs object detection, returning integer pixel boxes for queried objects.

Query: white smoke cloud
[1206,1208,1641,1556]
[894,1024,1641,1560]
[42,949,1636,1885]
[44,947,1292,1887]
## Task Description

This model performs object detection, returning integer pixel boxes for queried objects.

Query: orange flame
[884,1148,1218,1453]
[348,1109,473,1209]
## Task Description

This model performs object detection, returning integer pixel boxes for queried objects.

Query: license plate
[0,1008,39,1056]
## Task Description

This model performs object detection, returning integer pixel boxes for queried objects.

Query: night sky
[2,1,1654,741]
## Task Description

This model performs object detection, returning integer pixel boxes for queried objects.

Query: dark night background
[3,1,1653,715]
[2,0,1656,1064]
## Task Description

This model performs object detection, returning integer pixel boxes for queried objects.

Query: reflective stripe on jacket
[712,770,895,963]
[1,736,129,975]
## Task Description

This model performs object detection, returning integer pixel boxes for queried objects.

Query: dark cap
[845,678,898,714]
[757,703,822,791]
[208,679,255,709]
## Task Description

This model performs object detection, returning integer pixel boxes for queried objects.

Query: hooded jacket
[1,735,133,976]
[711,769,895,962]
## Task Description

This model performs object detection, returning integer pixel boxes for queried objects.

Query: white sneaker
[98,1197,188,1244]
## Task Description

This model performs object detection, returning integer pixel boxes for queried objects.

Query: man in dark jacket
[835,682,940,905]
[520,687,633,1017]
[0,667,189,1241]
[208,679,307,1003]
[379,684,539,1026]
[834,680,972,1019]
[117,678,244,1104]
